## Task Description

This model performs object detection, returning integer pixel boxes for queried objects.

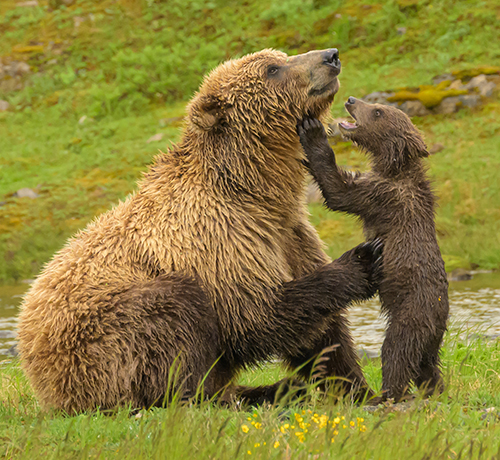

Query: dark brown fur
[298,98,449,401]
[18,50,381,413]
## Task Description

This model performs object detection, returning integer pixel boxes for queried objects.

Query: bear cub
[297,97,449,401]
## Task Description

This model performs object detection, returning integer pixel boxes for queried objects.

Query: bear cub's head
[188,48,341,134]
[339,97,429,173]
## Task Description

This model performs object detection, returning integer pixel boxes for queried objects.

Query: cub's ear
[406,131,429,158]
[188,94,224,131]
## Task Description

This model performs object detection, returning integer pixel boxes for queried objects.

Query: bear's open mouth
[338,120,358,130]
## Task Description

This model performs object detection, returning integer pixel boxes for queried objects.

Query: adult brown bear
[298,97,449,401]
[18,49,381,413]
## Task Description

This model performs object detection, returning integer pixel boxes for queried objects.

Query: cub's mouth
[338,101,359,133]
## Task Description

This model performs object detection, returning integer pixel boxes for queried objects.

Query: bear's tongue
[338,121,357,130]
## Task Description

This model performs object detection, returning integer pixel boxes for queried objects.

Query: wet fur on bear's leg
[279,240,382,401]
[297,103,449,402]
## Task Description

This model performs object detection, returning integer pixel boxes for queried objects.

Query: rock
[466,75,497,97]
[0,201,6,207]
[363,91,395,104]
[432,74,453,85]
[428,143,445,155]
[0,100,10,112]
[448,268,473,282]
[146,133,164,143]
[448,80,466,91]
[458,94,481,108]
[398,100,431,117]
[14,188,39,199]
[434,96,460,115]
[16,0,39,6]
[306,181,323,204]
[6,344,18,357]
[0,331,16,339]
[397,27,407,35]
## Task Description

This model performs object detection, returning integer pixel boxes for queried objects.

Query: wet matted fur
[18,50,380,413]
[298,98,449,401]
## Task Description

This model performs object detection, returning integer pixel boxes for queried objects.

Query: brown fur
[18,50,380,413]
[298,98,449,401]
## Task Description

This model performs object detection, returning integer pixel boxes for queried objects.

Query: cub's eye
[267,65,280,76]
[375,109,382,117]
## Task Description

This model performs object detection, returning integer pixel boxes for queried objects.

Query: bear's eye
[267,66,280,77]
[375,109,382,117]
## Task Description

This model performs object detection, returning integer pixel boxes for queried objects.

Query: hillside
[1,0,500,282]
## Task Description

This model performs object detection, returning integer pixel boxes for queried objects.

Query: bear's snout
[322,48,341,73]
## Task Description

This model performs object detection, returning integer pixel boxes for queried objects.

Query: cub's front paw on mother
[296,118,335,169]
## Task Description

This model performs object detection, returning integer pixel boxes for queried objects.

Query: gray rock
[434,96,460,115]
[14,188,39,199]
[0,331,16,339]
[0,100,9,112]
[6,344,18,357]
[397,27,407,35]
[448,268,473,282]
[465,74,496,97]
[429,143,445,155]
[363,91,395,104]
[398,100,431,117]
[432,74,453,85]
[16,1,39,6]
[448,79,466,91]
[459,94,481,108]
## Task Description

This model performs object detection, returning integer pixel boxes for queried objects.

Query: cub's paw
[343,238,384,299]
[297,118,335,168]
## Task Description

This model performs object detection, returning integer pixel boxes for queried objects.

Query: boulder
[398,100,431,117]
[434,96,460,115]
[14,188,39,199]
[0,100,10,112]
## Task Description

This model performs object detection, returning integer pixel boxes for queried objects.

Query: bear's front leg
[297,117,369,216]
[280,239,384,402]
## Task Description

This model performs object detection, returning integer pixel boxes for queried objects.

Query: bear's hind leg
[414,333,445,397]
[114,274,224,408]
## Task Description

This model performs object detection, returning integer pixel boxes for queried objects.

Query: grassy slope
[1,334,500,459]
[1,0,500,282]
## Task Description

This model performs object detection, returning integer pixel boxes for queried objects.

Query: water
[1,273,500,359]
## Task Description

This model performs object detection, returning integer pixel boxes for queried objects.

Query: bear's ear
[188,94,224,131]
[406,131,429,158]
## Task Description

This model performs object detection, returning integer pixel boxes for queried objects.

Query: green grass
[1,0,500,282]
[2,334,500,459]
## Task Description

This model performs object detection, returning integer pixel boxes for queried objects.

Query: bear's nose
[347,96,356,105]
[322,48,340,69]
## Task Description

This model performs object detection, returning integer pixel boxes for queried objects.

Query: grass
[1,332,500,459]
[1,0,500,282]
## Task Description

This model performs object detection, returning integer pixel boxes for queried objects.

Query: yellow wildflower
[254,422,262,429]
[253,414,258,418]
[342,424,347,429]
[333,430,339,435]
[274,441,280,448]
[333,417,341,424]
[254,443,261,448]
[247,451,252,455]
[360,425,367,432]
[350,421,355,427]
[241,425,250,433]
